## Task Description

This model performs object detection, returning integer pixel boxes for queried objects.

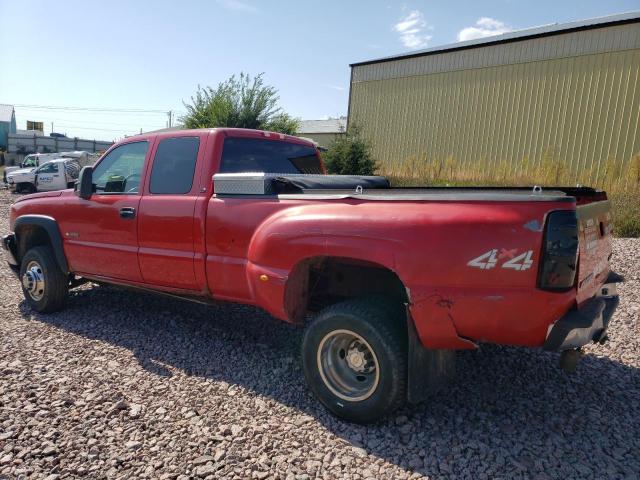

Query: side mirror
[76,166,94,200]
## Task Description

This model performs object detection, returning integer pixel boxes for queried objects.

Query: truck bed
[278,187,575,202]
[213,173,604,203]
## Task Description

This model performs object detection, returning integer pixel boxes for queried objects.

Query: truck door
[138,135,204,290]
[61,140,151,282]
[34,162,59,191]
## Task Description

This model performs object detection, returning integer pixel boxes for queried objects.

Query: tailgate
[575,199,613,304]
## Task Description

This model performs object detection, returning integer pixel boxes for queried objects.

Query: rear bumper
[543,273,622,351]
[2,233,19,275]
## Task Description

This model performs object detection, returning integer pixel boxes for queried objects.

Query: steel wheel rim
[22,260,45,301]
[317,329,380,402]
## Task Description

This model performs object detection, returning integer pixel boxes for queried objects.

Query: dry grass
[382,154,640,238]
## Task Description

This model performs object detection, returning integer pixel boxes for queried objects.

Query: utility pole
[167,110,173,128]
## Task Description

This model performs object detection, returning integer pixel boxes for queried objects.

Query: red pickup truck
[2,128,621,423]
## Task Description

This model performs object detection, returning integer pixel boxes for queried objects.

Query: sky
[1,0,638,141]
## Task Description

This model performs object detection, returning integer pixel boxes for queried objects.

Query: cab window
[36,163,58,174]
[23,156,38,168]
[149,137,200,194]
[220,138,323,174]
[93,141,148,194]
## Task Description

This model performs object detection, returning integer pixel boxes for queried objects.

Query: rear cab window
[149,137,200,194]
[220,137,322,174]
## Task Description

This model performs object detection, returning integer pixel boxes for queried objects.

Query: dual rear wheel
[302,297,408,423]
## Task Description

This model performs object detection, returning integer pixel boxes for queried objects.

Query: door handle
[119,207,136,219]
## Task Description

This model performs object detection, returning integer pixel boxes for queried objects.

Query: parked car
[1,128,621,423]
[6,158,80,193]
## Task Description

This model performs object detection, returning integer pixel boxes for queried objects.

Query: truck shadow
[22,283,640,479]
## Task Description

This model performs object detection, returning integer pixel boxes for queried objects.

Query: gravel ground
[0,189,638,480]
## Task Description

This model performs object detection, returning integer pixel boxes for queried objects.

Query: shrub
[323,126,377,176]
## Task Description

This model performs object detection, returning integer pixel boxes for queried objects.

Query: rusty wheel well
[284,256,408,323]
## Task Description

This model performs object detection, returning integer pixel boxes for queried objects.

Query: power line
[53,124,153,133]
[14,103,170,114]
[19,116,166,128]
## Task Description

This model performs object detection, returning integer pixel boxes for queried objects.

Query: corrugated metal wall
[349,23,640,185]
[7,133,113,154]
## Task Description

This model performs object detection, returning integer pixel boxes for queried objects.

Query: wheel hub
[22,261,45,301]
[346,349,365,370]
[345,341,375,373]
[317,329,380,402]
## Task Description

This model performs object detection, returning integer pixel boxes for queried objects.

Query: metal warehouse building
[348,12,640,183]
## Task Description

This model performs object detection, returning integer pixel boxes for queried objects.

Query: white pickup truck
[6,158,81,193]
[3,153,63,185]
[3,151,99,186]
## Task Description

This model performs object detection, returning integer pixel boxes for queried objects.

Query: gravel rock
[213,449,225,462]
[129,403,143,418]
[195,464,217,477]
[193,455,215,465]
[0,189,638,479]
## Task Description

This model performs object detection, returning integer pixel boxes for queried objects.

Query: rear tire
[19,246,68,313]
[302,296,407,423]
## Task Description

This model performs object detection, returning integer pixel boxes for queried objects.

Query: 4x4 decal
[468,249,534,271]
[467,249,498,270]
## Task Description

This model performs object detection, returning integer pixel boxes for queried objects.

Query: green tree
[181,73,299,135]
[322,125,378,175]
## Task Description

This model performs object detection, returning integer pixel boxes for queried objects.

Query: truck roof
[124,127,316,148]
[44,158,76,164]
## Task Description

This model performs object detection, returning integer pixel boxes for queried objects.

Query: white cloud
[394,10,433,50]
[215,0,258,14]
[323,84,345,91]
[457,17,511,42]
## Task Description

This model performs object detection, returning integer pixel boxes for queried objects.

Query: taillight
[538,210,579,291]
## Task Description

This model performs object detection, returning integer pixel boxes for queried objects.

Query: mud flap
[406,308,457,404]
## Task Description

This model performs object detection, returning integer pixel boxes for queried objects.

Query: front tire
[16,183,36,194]
[20,246,68,313]
[302,296,407,423]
